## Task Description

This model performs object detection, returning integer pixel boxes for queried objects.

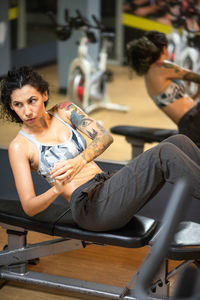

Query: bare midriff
[161,96,195,124]
[51,161,103,202]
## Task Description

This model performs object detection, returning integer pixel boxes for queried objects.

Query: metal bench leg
[126,136,145,159]
[6,228,28,274]
[150,259,170,299]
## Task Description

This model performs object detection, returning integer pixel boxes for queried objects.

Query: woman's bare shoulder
[8,134,29,157]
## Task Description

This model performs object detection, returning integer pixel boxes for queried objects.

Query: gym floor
[0,64,178,299]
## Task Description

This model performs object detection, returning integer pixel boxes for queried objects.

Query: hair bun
[126,35,160,75]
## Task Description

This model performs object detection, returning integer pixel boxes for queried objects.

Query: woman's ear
[9,102,14,110]
[43,91,49,102]
[163,45,168,54]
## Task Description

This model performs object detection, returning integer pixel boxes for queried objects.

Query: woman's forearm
[81,131,113,163]
[22,185,61,217]
[183,71,200,84]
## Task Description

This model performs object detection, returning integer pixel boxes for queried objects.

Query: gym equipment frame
[0,148,200,299]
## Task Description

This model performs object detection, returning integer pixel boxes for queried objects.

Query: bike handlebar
[92,14,105,32]
[73,9,91,29]
[47,9,114,41]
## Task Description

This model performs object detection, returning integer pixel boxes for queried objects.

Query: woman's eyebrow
[28,96,36,101]
[12,96,35,103]
[11,100,21,104]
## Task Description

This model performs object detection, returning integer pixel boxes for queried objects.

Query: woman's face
[10,84,48,126]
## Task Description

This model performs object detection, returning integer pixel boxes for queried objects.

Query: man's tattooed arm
[58,102,113,163]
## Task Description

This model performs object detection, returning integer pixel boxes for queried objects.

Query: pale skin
[8,84,113,217]
[145,46,200,124]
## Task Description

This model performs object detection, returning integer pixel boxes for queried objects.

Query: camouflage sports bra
[147,80,185,108]
[19,112,86,183]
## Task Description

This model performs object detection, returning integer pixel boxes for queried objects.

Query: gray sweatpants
[70,135,200,232]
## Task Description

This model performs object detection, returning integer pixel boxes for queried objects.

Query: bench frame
[0,222,143,300]
[0,220,200,300]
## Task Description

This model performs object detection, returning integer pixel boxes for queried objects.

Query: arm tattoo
[57,102,72,110]
[70,108,85,127]
[87,128,97,140]
[58,102,94,129]
[69,105,98,139]
[162,62,200,83]
[162,62,180,73]
[81,123,113,163]
[183,72,200,83]
[58,102,84,124]
[66,104,94,129]
[58,102,113,162]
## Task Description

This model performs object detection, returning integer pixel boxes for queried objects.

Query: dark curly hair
[0,66,49,123]
[126,31,168,76]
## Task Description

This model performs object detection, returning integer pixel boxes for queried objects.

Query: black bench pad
[168,221,200,260]
[110,126,178,143]
[0,200,157,248]
[1,200,200,259]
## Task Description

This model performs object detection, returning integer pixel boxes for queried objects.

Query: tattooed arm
[61,102,113,161]
[159,60,200,83]
[50,102,113,181]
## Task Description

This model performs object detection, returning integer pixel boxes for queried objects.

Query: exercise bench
[0,200,158,299]
[110,125,178,159]
[1,147,200,299]
[1,185,200,299]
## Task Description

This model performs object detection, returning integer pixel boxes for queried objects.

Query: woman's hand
[53,178,69,194]
[50,155,86,182]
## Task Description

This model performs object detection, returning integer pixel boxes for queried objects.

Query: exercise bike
[179,18,200,96]
[165,1,184,64]
[48,9,129,114]
[162,0,200,96]
[157,1,187,65]
[67,10,129,114]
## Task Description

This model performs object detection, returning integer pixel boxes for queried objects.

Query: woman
[1,66,200,232]
[123,0,159,18]
[126,30,200,146]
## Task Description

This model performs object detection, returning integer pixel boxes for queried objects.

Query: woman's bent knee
[162,134,192,145]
